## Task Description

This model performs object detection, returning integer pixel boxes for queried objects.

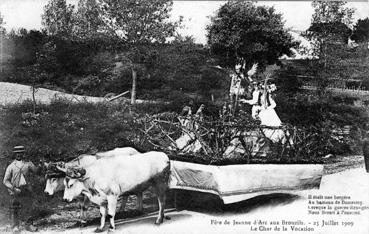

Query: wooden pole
[107,91,130,102]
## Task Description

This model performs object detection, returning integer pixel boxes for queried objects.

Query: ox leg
[156,192,166,224]
[79,196,88,226]
[107,195,118,231]
[118,195,128,212]
[153,183,167,225]
[137,192,143,212]
[95,206,107,233]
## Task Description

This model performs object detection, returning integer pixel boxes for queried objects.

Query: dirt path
[0,82,163,105]
[0,82,104,105]
[323,155,364,174]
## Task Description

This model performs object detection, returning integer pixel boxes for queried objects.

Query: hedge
[0,94,366,163]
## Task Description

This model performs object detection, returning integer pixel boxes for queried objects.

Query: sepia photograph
[0,0,368,233]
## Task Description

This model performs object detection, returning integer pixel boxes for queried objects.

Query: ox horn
[66,167,86,179]
[75,167,86,177]
[55,162,67,173]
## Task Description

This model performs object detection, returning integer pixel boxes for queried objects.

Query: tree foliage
[304,1,354,56]
[147,36,208,91]
[0,11,5,32]
[98,0,180,43]
[351,18,369,43]
[96,0,181,103]
[311,0,354,25]
[73,0,105,39]
[303,1,355,93]
[42,0,75,38]
[206,1,298,71]
[7,29,48,66]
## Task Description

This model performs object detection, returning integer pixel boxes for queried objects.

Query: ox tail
[154,159,171,190]
[163,160,171,186]
[149,158,171,192]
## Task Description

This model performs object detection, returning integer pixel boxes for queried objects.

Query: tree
[0,11,4,31]
[74,0,105,39]
[0,11,5,73]
[148,36,208,91]
[97,0,181,104]
[351,18,369,43]
[206,1,298,73]
[304,1,354,56]
[42,0,75,38]
[7,29,47,66]
[198,66,229,100]
[303,1,355,93]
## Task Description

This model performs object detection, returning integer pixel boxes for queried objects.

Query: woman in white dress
[241,83,281,125]
[241,83,288,143]
[258,90,282,127]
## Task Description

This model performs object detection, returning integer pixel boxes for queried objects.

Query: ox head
[63,166,87,202]
[44,162,66,195]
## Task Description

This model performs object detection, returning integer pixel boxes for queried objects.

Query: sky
[0,0,368,44]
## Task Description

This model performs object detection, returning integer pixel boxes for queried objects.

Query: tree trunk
[363,138,369,173]
[32,84,36,114]
[131,67,137,105]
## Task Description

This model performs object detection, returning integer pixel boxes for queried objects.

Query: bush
[1,98,222,162]
[0,100,148,162]
[274,92,368,155]
[275,66,303,95]
[275,93,367,127]
[72,75,102,96]
[1,91,366,164]
[138,110,350,164]
[360,80,369,90]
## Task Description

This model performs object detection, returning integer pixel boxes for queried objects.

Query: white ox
[44,147,140,195]
[44,147,143,223]
[62,151,170,232]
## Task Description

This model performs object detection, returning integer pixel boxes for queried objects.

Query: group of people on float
[240,81,281,127]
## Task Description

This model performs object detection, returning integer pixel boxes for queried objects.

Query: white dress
[258,98,282,127]
[258,97,291,144]
[244,91,287,143]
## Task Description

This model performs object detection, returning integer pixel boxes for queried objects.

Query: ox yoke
[66,147,139,168]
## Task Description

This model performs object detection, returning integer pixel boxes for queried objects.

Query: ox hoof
[79,220,87,227]
[155,220,163,225]
[108,228,115,233]
[165,216,171,220]
[94,227,104,233]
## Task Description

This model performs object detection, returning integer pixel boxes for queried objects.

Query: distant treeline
[0,30,230,100]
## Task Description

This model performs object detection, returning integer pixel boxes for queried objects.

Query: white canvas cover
[169,160,324,204]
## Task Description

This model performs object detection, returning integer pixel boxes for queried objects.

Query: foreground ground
[0,156,367,234]
[27,165,369,234]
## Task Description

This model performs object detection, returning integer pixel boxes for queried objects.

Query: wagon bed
[169,160,324,204]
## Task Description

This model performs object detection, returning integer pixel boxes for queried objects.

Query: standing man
[3,145,37,232]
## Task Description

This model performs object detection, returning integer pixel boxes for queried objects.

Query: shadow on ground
[3,187,299,231]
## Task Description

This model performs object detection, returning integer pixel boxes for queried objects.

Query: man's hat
[13,145,25,153]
